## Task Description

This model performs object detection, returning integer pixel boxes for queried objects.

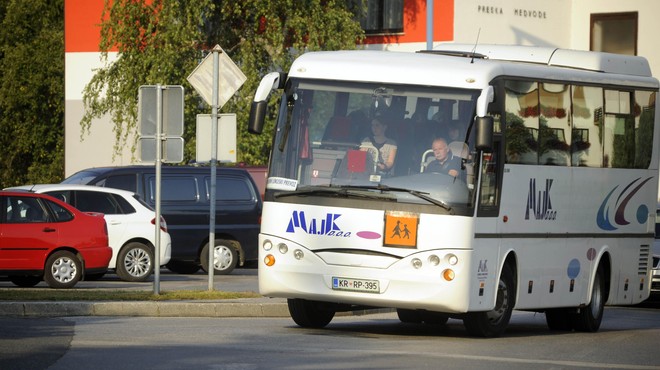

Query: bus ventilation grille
[639,244,650,275]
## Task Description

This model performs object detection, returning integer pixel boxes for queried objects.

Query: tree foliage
[0,0,64,187]
[82,0,364,165]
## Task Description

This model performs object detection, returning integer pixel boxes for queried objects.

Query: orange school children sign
[384,211,418,248]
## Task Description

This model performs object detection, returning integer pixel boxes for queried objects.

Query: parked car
[652,206,660,295]
[6,185,172,282]
[62,165,262,275]
[0,191,112,288]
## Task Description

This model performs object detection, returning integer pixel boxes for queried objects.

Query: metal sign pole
[208,47,221,291]
[154,84,163,295]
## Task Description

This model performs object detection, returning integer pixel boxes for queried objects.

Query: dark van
[62,165,262,275]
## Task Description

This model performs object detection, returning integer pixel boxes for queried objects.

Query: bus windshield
[268,78,482,212]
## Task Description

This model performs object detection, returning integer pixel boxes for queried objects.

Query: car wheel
[463,263,515,337]
[200,239,239,275]
[9,275,42,287]
[44,251,82,289]
[287,298,336,328]
[166,260,201,274]
[116,242,154,282]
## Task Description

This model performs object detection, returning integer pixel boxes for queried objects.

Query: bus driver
[425,137,461,177]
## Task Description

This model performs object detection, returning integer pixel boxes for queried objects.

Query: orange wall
[66,0,454,52]
[364,0,454,45]
[64,0,114,52]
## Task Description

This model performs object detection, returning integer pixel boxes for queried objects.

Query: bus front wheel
[287,299,336,328]
[463,263,515,337]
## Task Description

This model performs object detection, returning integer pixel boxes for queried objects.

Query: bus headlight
[442,269,455,281]
[412,258,423,269]
[278,243,288,254]
[428,255,440,266]
[293,249,304,260]
[447,254,458,266]
[263,239,273,251]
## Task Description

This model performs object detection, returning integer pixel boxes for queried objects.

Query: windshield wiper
[339,184,454,213]
[273,186,391,201]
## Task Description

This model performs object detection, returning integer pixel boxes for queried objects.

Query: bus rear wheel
[287,299,336,328]
[463,263,515,337]
[573,265,605,332]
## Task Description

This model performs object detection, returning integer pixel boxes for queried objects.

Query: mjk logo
[525,178,557,220]
[286,211,350,237]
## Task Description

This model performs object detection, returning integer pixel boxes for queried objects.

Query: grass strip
[0,289,261,301]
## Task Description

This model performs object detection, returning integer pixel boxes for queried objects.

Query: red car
[0,191,111,288]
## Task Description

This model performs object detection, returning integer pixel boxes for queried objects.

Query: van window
[149,176,199,202]
[104,174,137,192]
[206,177,254,201]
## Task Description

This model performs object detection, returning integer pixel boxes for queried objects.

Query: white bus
[248,44,659,337]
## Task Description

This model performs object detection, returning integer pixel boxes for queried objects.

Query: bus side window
[478,137,501,217]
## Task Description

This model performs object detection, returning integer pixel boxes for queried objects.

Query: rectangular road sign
[196,114,237,163]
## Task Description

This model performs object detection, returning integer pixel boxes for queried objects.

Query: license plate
[332,277,380,293]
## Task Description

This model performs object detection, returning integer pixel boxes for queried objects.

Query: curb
[0,300,394,318]
[0,300,289,318]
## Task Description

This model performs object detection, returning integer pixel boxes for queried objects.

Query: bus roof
[437,43,653,77]
[287,45,658,90]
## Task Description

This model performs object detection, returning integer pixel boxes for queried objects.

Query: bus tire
[463,263,515,337]
[573,265,605,332]
[397,309,423,323]
[287,299,336,328]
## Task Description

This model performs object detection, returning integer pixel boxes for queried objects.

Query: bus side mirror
[248,101,267,134]
[475,116,494,153]
[248,72,286,135]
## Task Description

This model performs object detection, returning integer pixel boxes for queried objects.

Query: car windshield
[267,78,480,210]
[61,170,103,184]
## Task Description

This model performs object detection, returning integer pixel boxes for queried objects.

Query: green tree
[82,0,364,165]
[0,0,64,187]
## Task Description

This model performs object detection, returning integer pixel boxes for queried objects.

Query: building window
[590,12,638,55]
[351,0,404,35]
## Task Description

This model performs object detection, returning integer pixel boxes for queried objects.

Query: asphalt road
[2,306,660,370]
[0,266,259,293]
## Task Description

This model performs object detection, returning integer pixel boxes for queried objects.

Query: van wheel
[10,275,41,287]
[200,239,239,275]
[116,242,154,282]
[463,263,515,337]
[44,251,81,289]
[166,260,201,274]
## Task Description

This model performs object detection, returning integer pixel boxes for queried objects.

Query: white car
[6,184,171,282]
